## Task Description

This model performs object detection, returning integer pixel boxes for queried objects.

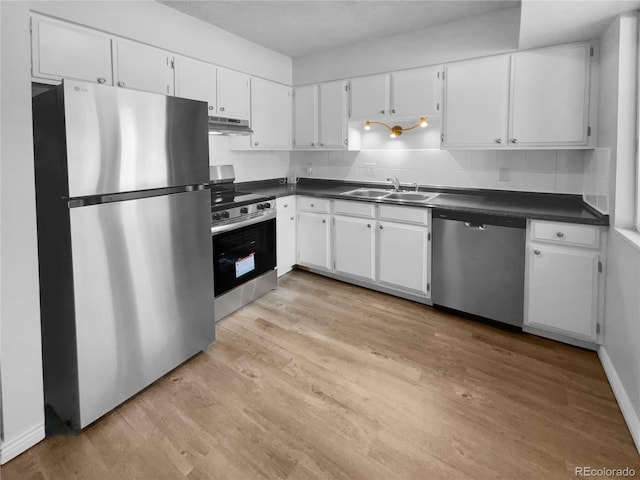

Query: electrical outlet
[498,167,510,182]
[306,162,313,175]
[364,163,376,177]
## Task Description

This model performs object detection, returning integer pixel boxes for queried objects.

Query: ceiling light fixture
[364,116,429,138]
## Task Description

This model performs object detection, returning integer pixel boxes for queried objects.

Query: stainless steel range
[209,166,277,322]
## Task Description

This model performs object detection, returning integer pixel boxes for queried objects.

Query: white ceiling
[158,0,520,58]
[519,0,640,50]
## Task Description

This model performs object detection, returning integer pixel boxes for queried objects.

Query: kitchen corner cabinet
[276,196,297,277]
[174,56,217,111]
[293,81,347,150]
[442,42,594,149]
[113,40,174,95]
[250,78,291,149]
[30,14,113,85]
[216,68,251,121]
[524,220,605,345]
[349,67,442,120]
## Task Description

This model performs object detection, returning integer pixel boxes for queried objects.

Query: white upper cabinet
[293,81,347,149]
[390,67,442,117]
[318,81,347,148]
[349,67,442,120]
[216,68,250,121]
[250,78,291,149]
[31,14,113,85]
[174,56,216,111]
[113,40,174,95]
[509,43,592,147]
[442,55,511,148]
[442,43,594,149]
[349,74,388,119]
[293,84,317,148]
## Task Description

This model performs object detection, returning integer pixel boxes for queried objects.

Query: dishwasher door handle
[464,222,487,230]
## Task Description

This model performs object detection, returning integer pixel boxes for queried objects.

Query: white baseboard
[599,346,640,454]
[0,421,45,465]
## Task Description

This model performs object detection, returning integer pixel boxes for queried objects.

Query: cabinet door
[510,44,591,147]
[293,85,317,148]
[526,245,599,341]
[114,41,173,95]
[442,56,510,148]
[297,212,331,270]
[378,222,429,295]
[334,216,375,280]
[349,74,388,119]
[31,15,113,85]
[318,81,347,148]
[217,68,250,120]
[391,66,441,117]
[251,78,291,149]
[175,56,216,113]
[276,196,297,277]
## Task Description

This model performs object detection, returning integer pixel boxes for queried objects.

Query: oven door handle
[211,209,277,235]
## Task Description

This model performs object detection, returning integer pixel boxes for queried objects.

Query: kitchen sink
[384,192,439,202]
[341,188,391,199]
[341,188,439,203]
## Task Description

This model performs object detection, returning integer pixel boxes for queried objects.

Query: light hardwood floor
[3,269,639,479]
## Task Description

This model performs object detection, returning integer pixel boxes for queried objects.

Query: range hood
[208,115,253,136]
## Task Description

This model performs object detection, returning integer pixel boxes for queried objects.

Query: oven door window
[212,218,276,297]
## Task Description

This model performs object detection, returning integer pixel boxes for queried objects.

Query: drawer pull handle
[533,249,541,255]
[284,204,288,208]
[367,224,371,228]
[310,203,314,207]
[290,216,294,220]
[379,225,384,230]
[322,219,326,224]
[556,232,565,238]
[97,77,106,84]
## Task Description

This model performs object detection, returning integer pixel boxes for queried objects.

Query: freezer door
[69,189,214,427]
[63,79,208,198]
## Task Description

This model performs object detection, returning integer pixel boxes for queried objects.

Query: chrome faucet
[387,177,401,192]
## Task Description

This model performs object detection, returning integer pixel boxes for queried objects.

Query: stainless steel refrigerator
[32,79,215,432]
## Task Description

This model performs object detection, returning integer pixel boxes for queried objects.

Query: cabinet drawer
[379,205,429,225]
[530,220,599,248]
[276,196,296,211]
[334,200,375,218]
[298,197,330,213]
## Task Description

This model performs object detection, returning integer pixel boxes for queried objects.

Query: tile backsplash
[209,136,290,182]
[583,148,611,214]
[290,149,586,194]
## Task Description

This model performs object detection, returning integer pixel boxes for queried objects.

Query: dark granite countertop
[238,178,609,226]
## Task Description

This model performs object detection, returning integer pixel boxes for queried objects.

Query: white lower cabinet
[524,220,605,345]
[378,221,430,296]
[276,196,296,277]
[297,211,331,270]
[333,216,375,280]
[295,198,431,301]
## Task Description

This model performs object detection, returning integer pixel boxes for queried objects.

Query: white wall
[291,148,585,194]
[596,12,640,454]
[209,137,290,183]
[0,1,45,464]
[293,7,520,86]
[0,0,293,464]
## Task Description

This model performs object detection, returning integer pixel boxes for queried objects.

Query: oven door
[212,214,276,297]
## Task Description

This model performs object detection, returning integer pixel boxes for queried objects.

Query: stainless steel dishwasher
[431,209,526,327]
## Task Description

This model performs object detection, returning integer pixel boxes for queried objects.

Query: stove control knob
[221,211,230,219]
[257,204,265,210]
[240,207,249,214]
[263,202,271,209]
[212,213,221,221]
